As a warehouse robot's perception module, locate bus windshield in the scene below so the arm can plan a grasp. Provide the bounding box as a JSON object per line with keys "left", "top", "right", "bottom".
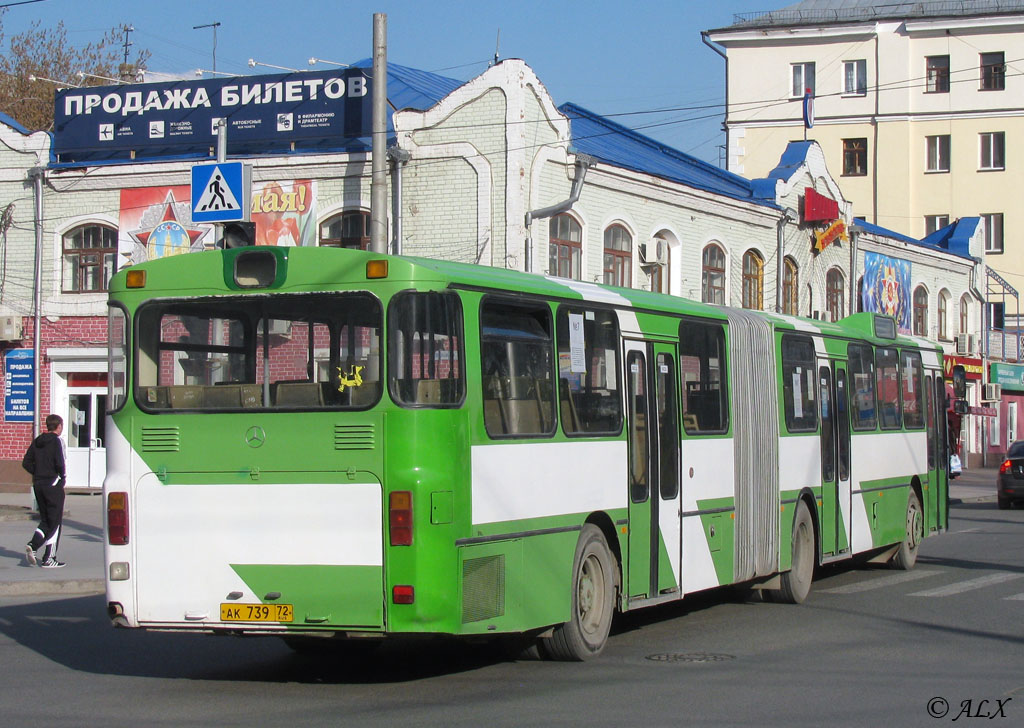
{"left": 134, "top": 292, "right": 381, "bottom": 411}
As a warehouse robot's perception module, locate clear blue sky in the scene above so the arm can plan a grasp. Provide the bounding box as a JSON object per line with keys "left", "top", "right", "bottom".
{"left": 0, "top": 0, "right": 773, "bottom": 165}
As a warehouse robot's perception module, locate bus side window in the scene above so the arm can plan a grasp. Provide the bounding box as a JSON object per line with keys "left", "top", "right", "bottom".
{"left": 901, "top": 350, "right": 925, "bottom": 430}
{"left": 480, "top": 299, "right": 556, "bottom": 439}
{"left": 388, "top": 291, "right": 465, "bottom": 408}
{"left": 678, "top": 320, "right": 729, "bottom": 435}
{"left": 875, "top": 347, "right": 902, "bottom": 430}
{"left": 555, "top": 307, "right": 622, "bottom": 435}
{"left": 781, "top": 334, "right": 817, "bottom": 433}
{"left": 848, "top": 343, "right": 877, "bottom": 431}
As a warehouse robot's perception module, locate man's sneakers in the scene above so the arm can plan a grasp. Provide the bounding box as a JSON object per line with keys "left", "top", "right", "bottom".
{"left": 40, "top": 559, "right": 66, "bottom": 569}
{"left": 24, "top": 544, "right": 37, "bottom": 567}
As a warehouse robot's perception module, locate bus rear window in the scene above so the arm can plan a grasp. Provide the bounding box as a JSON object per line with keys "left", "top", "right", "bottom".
{"left": 134, "top": 293, "right": 381, "bottom": 411}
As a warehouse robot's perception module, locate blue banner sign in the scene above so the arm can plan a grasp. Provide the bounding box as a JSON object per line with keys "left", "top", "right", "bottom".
{"left": 53, "top": 69, "right": 371, "bottom": 164}
{"left": 4, "top": 349, "right": 34, "bottom": 422}
{"left": 862, "top": 251, "right": 912, "bottom": 335}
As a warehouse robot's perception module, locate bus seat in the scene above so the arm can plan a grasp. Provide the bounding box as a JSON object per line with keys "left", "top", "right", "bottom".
{"left": 142, "top": 386, "right": 169, "bottom": 409}
{"left": 348, "top": 382, "right": 379, "bottom": 406}
{"left": 273, "top": 381, "right": 324, "bottom": 407}
{"left": 240, "top": 385, "right": 262, "bottom": 408}
{"left": 682, "top": 413, "right": 699, "bottom": 432}
{"left": 202, "top": 384, "right": 242, "bottom": 408}
{"left": 559, "top": 379, "right": 580, "bottom": 431}
{"left": 416, "top": 379, "right": 442, "bottom": 404}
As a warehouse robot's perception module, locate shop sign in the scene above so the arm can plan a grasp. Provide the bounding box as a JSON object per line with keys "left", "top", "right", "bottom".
{"left": 3, "top": 349, "right": 34, "bottom": 422}
{"left": 944, "top": 355, "right": 983, "bottom": 381}
{"left": 991, "top": 362, "right": 1024, "bottom": 391}
{"left": 804, "top": 187, "right": 839, "bottom": 222}
{"left": 814, "top": 219, "right": 848, "bottom": 253}
{"left": 968, "top": 405, "right": 997, "bottom": 417}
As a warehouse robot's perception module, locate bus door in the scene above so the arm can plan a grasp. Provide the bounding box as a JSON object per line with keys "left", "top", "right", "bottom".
{"left": 925, "top": 371, "right": 947, "bottom": 530}
{"left": 818, "top": 360, "right": 852, "bottom": 559}
{"left": 625, "top": 340, "right": 682, "bottom": 603}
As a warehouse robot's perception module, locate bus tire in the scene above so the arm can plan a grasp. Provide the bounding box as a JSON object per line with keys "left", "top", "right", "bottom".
{"left": 543, "top": 524, "right": 615, "bottom": 661}
{"left": 889, "top": 490, "right": 923, "bottom": 570}
{"left": 768, "top": 501, "right": 814, "bottom": 604}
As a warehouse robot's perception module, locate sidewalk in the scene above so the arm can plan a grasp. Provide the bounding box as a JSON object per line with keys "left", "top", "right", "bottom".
{"left": 0, "top": 491, "right": 105, "bottom": 597}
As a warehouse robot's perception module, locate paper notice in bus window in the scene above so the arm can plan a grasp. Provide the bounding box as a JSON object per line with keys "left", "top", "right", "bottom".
{"left": 806, "top": 368, "right": 816, "bottom": 400}
{"left": 568, "top": 313, "right": 586, "bottom": 373}
{"left": 793, "top": 371, "right": 803, "bottom": 419}
{"left": 605, "top": 349, "right": 617, "bottom": 389}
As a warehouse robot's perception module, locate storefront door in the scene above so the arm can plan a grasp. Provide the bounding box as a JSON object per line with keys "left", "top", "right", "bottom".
{"left": 66, "top": 385, "right": 107, "bottom": 490}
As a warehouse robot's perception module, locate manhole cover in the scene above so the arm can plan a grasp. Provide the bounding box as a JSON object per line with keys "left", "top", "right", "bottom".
{"left": 646, "top": 652, "right": 735, "bottom": 663}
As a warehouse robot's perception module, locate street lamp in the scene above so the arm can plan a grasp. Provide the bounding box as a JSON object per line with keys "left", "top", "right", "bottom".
{"left": 308, "top": 57, "right": 349, "bottom": 68}
{"left": 195, "top": 68, "right": 236, "bottom": 77}
{"left": 77, "top": 70, "right": 125, "bottom": 85}
{"left": 28, "top": 74, "right": 79, "bottom": 88}
{"left": 248, "top": 59, "right": 301, "bottom": 73}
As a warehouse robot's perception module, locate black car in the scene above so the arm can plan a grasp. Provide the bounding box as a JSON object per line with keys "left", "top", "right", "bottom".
{"left": 997, "top": 441, "right": 1024, "bottom": 509}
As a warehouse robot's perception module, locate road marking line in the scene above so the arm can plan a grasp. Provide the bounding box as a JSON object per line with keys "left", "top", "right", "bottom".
{"left": 908, "top": 572, "right": 1024, "bottom": 597}
{"left": 948, "top": 528, "right": 981, "bottom": 535}
{"left": 820, "top": 570, "right": 939, "bottom": 594}
{"left": 1004, "top": 593, "right": 1024, "bottom": 601}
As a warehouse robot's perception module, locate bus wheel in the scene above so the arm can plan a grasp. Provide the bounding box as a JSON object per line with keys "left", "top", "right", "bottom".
{"left": 889, "top": 490, "right": 923, "bottom": 570}
{"left": 543, "top": 524, "right": 615, "bottom": 661}
{"left": 768, "top": 501, "right": 814, "bottom": 604}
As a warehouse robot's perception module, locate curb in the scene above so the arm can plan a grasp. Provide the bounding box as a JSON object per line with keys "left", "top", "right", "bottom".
{"left": 0, "top": 578, "right": 104, "bottom": 597}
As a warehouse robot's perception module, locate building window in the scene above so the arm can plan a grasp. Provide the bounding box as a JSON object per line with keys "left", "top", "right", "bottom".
{"left": 843, "top": 59, "right": 867, "bottom": 95}
{"left": 319, "top": 210, "right": 370, "bottom": 249}
{"left": 62, "top": 224, "right": 117, "bottom": 293}
{"left": 938, "top": 289, "right": 951, "bottom": 340}
{"left": 792, "top": 62, "right": 815, "bottom": 97}
{"left": 782, "top": 257, "right": 799, "bottom": 315}
{"left": 842, "top": 138, "right": 868, "bottom": 176}
{"left": 980, "top": 52, "right": 1005, "bottom": 91}
{"left": 741, "top": 250, "right": 763, "bottom": 310}
{"left": 926, "top": 135, "right": 950, "bottom": 173}
{"left": 925, "top": 215, "right": 950, "bottom": 236}
{"left": 960, "top": 294, "right": 971, "bottom": 335}
{"left": 926, "top": 55, "right": 950, "bottom": 93}
{"left": 826, "top": 268, "right": 845, "bottom": 322}
{"left": 982, "top": 213, "right": 1004, "bottom": 253}
{"left": 549, "top": 214, "right": 582, "bottom": 280}
{"left": 913, "top": 285, "right": 929, "bottom": 337}
{"left": 603, "top": 224, "right": 632, "bottom": 288}
{"left": 980, "top": 132, "right": 1005, "bottom": 170}
{"left": 701, "top": 243, "right": 726, "bottom": 305}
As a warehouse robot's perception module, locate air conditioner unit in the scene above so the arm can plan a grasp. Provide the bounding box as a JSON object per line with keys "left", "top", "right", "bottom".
{"left": 954, "top": 333, "right": 974, "bottom": 355}
{"left": 983, "top": 382, "right": 1002, "bottom": 402}
{"left": 639, "top": 239, "right": 668, "bottom": 266}
{"left": 264, "top": 319, "right": 292, "bottom": 338}
{"left": 0, "top": 314, "right": 23, "bottom": 342}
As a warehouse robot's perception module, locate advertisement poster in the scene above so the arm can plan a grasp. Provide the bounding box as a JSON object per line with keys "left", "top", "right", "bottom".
{"left": 119, "top": 186, "right": 213, "bottom": 265}
{"left": 4, "top": 349, "right": 34, "bottom": 422}
{"left": 862, "top": 251, "right": 912, "bottom": 334}
{"left": 251, "top": 180, "right": 317, "bottom": 246}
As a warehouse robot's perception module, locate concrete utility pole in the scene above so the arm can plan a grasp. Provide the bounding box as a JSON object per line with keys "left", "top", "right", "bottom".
{"left": 28, "top": 167, "right": 44, "bottom": 437}
{"left": 369, "top": 13, "right": 388, "bottom": 254}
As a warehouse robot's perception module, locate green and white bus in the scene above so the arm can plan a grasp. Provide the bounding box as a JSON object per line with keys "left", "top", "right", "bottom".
{"left": 103, "top": 245, "right": 948, "bottom": 660}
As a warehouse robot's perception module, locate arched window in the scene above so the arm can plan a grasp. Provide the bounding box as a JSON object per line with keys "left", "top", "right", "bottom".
{"left": 826, "top": 268, "right": 845, "bottom": 322}
{"left": 603, "top": 224, "right": 632, "bottom": 288}
{"left": 782, "top": 257, "right": 799, "bottom": 315}
{"left": 938, "top": 289, "right": 951, "bottom": 340}
{"left": 959, "top": 294, "right": 971, "bottom": 334}
{"left": 913, "top": 285, "right": 929, "bottom": 336}
{"left": 549, "top": 214, "right": 582, "bottom": 280}
{"left": 741, "top": 250, "right": 764, "bottom": 310}
{"left": 320, "top": 210, "right": 370, "bottom": 249}
{"left": 649, "top": 234, "right": 669, "bottom": 294}
{"left": 702, "top": 243, "right": 726, "bottom": 305}
{"left": 62, "top": 223, "right": 117, "bottom": 293}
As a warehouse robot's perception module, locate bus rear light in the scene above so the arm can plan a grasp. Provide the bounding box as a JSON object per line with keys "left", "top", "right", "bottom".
{"left": 392, "top": 585, "right": 414, "bottom": 604}
{"left": 108, "top": 491, "right": 129, "bottom": 545}
{"left": 389, "top": 491, "right": 413, "bottom": 546}
{"left": 366, "top": 260, "right": 388, "bottom": 279}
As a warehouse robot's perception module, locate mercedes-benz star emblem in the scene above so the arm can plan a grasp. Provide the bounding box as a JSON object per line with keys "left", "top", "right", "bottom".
{"left": 245, "top": 425, "right": 266, "bottom": 448}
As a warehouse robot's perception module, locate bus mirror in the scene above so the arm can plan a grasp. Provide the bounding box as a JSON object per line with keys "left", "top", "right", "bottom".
{"left": 954, "top": 399, "right": 968, "bottom": 415}
{"left": 952, "top": 365, "right": 967, "bottom": 399}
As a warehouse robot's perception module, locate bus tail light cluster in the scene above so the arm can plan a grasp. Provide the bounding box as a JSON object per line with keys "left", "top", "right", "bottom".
{"left": 108, "top": 492, "right": 129, "bottom": 545}
{"left": 389, "top": 491, "right": 412, "bottom": 546}
{"left": 1000, "top": 459, "right": 1012, "bottom": 474}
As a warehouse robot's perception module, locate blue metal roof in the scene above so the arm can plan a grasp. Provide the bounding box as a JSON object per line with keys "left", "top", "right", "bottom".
{"left": 352, "top": 59, "right": 466, "bottom": 115}
{"left": 856, "top": 217, "right": 977, "bottom": 260}
{"left": 558, "top": 102, "right": 772, "bottom": 206}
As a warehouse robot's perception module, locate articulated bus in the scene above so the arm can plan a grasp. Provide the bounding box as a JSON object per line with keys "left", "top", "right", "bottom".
{"left": 103, "top": 245, "right": 948, "bottom": 660}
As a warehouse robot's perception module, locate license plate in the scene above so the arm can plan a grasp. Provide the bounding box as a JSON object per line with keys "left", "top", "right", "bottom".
{"left": 220, "top": 603, "right": 293, "bottom": 623}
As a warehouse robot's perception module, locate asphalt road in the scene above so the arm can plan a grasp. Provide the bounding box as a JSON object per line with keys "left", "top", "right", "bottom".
{"left": 1, "top": 496, "right": 1021, "bottom": 727}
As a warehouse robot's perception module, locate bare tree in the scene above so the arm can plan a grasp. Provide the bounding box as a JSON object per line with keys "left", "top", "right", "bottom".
{"left": 0, "top": 14, "right": 150, "bottom": 131}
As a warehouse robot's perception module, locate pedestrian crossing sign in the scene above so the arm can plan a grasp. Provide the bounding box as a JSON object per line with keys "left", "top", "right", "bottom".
{"left": 191, "top": 162, "right": 251, "bottom": 223}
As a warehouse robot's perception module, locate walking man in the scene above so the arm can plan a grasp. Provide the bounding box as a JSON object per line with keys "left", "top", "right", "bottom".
{"left": 22, "top": 414, "right": 67, "bottom": 569}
